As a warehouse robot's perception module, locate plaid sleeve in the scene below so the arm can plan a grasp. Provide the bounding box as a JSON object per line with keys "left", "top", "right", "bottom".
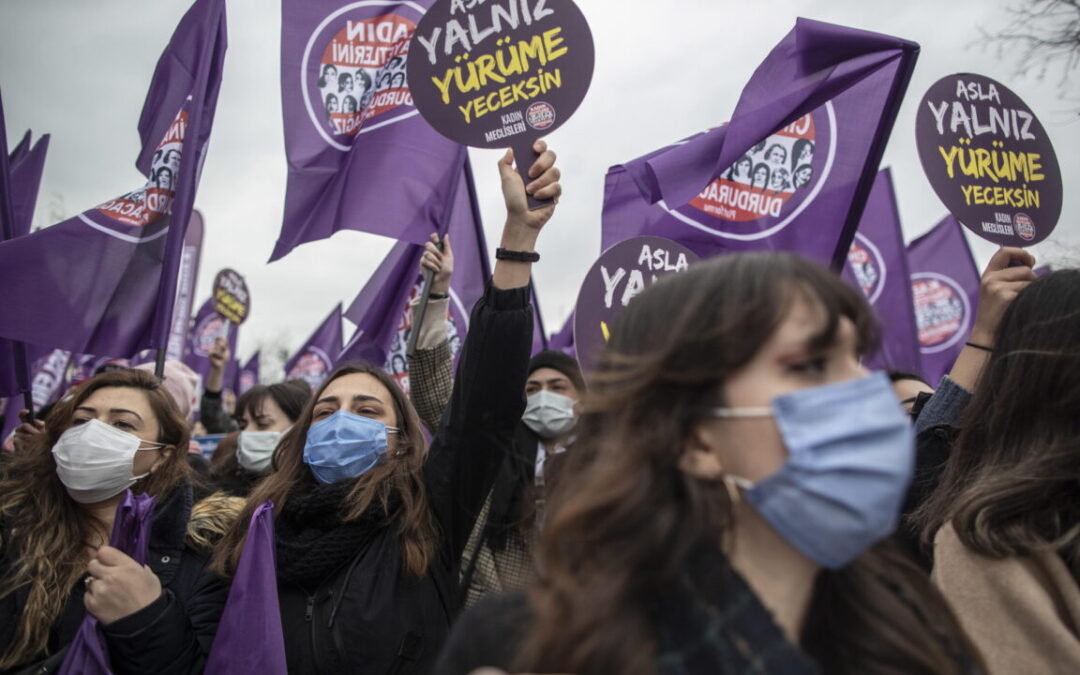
{"left": 408, "top": 339, "right": 454, "bottom": 434}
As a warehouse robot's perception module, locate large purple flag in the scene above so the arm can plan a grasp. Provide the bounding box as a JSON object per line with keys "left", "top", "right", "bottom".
{"left": 0, "top": 0, "right": 226, "bottom": 359}
{"left": 271, "top": 0, "right": 463, "bottom": 261}
{"left": 166, "top": 210, "right": 205, "bottom": 361}
{"left": 907, "top": 216, "right": 981, "bottom": 385}
{"left": 8, "top": 133, "right": 49, "bottom": 239}
{"left": 183, "top": 296, "right": 239, "bottom": 388}
{"left": 235, "top": 351, "right": 260, "bottom": 395}
{"left": 340, "top": 158, "right": 491, "bottom": 395}
{"left": 602, "top": 19, "right": 918, "bottom": 269}
{"left": 841, "top": 169, "right": 921, "bottom": 373}
{"left": 286, "top": 304, "right": 343, "bottom": 390}
{"left": 204, "top": 501, "right": 286, "bottom": 675}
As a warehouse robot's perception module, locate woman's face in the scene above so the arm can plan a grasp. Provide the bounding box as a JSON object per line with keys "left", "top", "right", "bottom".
{"left": 794, "top": 166, "right": 812, "bottom": 188}
{"left": 691, "top": 295, "right": 866, "bottom": 484}
{"left": 240, "top": 395, "right": 293, "bottom": 433}
{"left": 326, "top": 96, "right": 339, "bottom": 113}
{"left": 311, "top": 373, "right": 400, "bottom": 446}
{"left": 766, "top": 146, "right": 787, "bottom": 165}
{"left": 753, "top": 166, "right": 768, "bottom": 186}
{"left": 70, "top": 386, "right": 171, "bottom": 477}
{"left": 770, "top": 168, "right": 789, "bottom": 190}
{"left": 735, "top": 158, "right": 752, "bottom": 177}
{"left": 797, "top": 143, "right": 813, "bottom": 164}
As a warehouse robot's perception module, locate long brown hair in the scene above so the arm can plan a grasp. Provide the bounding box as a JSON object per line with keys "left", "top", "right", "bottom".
{"left": 0, "top": 368, "right": 191, "bottom": 669}
{"left": 212, "top": 362, "right": 438, "bottom": 578}
{"left": 917, "top": 269, "right": 1080, "bottom": 568}
{"left": 516, "top": 253, "right": 980, "bottom": 675}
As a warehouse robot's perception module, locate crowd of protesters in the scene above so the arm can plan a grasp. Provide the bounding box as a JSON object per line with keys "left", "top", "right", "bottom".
{"left": 0, "top": 145, "right": 1077, "bottom": 675}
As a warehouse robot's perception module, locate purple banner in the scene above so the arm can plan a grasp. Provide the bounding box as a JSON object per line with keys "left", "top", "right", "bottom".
{"left": 341, "top": 155, "right": 491, "bottom": 394}
{"left": 907, "top": 216, "right": 981, "bottom": 385}
{"left": 0, "top": 0, "right": 226, "bottom": 359}
{"left": 602, "top": 19, "right": 918, "bottom": 270}
{"left": 272, "top": 0, "right": 465, "bottom": 260}
{"left": 286, "top": 304, "right": 343, "bottom": 391}
{"left": 8, "top": 133, "right": 49, "bottom": 239}
{"left": 166, "top": 210, "right": 205, "bottom": 361}
{"left": 548, "top": 312, "right": 574, "bottom": 357}
{"left": 235, "top": 350, "right": 260, "bottom": 395}
{"left": 841, "top": 169, "right": 921, "bottom": 374}
{"left": 1, "top": 348, "right": 71, "bottom": 444}
{"left": 183, "top": 297, "right": 239, "bottom": 389}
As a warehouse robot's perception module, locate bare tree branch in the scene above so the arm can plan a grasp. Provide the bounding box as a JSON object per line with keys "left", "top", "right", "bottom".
{"left": 979, "top": 0, "right": 1080, "bottom": 104}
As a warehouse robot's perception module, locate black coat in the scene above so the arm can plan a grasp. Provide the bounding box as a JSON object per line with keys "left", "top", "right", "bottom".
{"left": 0, "top": 482, "right": 227, "bottom": 675}
{"left": 276, "top": 283, "right": 533, "bottom": 674}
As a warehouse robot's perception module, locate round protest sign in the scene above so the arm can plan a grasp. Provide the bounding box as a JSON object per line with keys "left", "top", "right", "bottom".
{"left": 916, "top": 73, "right": 1062, "bottom": 247}
{"left": 212, "top": 268, "right": 251, "bottom": 324}
{"left": 573, "top": 237, "right": 698, "bottom": 376}
{"left": 407, "top": 0, "right": 594, "bottom": 202}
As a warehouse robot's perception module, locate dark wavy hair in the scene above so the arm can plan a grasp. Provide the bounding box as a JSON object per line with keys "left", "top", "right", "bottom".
{"left": 0, "top": 369, "right": 191, "bottom": 669}
{"left": 212, "top": 362, "right": 438, "bottom": 578}
{"left": 917, "top": 269, "right": 1080, "bottom": 568}
{"left": 515, "top": 253, "right": 981, "bottom": 675}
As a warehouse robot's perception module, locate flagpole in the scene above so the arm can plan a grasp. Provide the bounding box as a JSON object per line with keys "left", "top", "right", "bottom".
{"left": 0, "top": 90, "right": 35, "bottom": 418}
{"left": 407, "top": 145, "right": 468, "bottom": 357}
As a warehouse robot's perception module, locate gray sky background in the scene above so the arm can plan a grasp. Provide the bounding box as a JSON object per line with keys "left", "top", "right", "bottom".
{"left": 2, "top": 0, "right": 1078, "bottom": 378}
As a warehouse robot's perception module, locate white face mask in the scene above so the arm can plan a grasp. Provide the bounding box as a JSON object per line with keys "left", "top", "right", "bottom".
{"left": 51, "top": 419, "right": 165, "bottom": 504}
{"left": 522, "top": 390, "right": 578, "bottom": 439}
{"left": 237, "top": 429, "right": 285, "bottom": 473}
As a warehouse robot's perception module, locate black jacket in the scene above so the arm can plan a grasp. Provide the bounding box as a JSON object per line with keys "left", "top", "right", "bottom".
{"left": 0, "top": 482, "right": 227, "bottom": 675}
{"left": 277, "top": 283, "right": 533, "bottom": 674}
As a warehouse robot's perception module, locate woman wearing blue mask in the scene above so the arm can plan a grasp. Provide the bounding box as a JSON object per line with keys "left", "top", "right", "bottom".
{"left": 212, "top": 141, "right": 562, "bottom": 674}
{"left": 436, "top": 252, "right": 983, "bottom": 675}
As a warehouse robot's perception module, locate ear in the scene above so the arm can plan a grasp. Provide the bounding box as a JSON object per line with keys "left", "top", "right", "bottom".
{"left": 677, "top": 423, "right": 725, "bottom": 481}
{"left": 149, "top": 446, "right": 175, "bottom": 474}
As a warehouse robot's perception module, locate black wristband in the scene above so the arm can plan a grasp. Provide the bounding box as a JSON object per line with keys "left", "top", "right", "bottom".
{"left": 495, "top": 247, "right": 540, "bottom": 263}
{"left": 427, "top": 292, "right": 449, "bottom": 300}
{"left": 965, "top": 341, "right": 993, "bottom": 352}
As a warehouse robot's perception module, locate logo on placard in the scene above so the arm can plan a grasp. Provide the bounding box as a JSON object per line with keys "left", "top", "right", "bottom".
{"left": 193, "top": 314, "right": 228, "bottom": 357}
{"left": 526, "top": 102, "right": 556, "bottom": 131}
{"left": 847, "top": 233, "right": 887, "bottom": 304}
{"left": 1015, "top": 213, "right": 1035, "bottom": 241}
{"left": 89, "top": 108, "right": 187, "bottom": 236}
{"left": 303, "top": 2, "right": 424, "bottom": 149}
{"left": 289, "top": 349, "right": 333, "bottom": 390}
{"left": 912, "top": 272, "right": 971, "bottom": 354}
{"left": 668, "top": 103, "right": 836, "bottom": 241}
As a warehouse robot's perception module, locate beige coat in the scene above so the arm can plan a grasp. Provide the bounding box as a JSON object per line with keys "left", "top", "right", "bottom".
{"left": 933, "top": 522, "right": 1080, "bottom": 675}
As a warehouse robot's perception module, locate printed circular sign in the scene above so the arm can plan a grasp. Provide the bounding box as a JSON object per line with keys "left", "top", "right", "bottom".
{"left": 662, "top": 104, "right": 837, "bottom": 241}
{"left": 384, "top": 280, "right": 465, "bottom": 395}
{"left": 911, "top": 272, "right": 971, "bottom": 355}
{"left": 573, "top": 236, "right": 698, "bottom": 376}
{"left": 847, "top": 232, "right": 887, "bottom": 305}
{"left": 193, "top": 313, "right": 229, "bottom": 357}
{"left": 916, "top": 73, "right": 1062, "bottom": 247}
{"left": 302, "top": 1, "right": 428, "bottom": 151}
{"left": 406, "top": 0, "right": 594, "bottom": 149}
{"left": 212, "top": 268, "right": 251, "bottom": 324}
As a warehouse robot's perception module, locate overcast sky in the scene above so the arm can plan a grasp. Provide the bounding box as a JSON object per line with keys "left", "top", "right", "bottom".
{"left": 2, "top": 0, "right": 1077, "bottom": 378}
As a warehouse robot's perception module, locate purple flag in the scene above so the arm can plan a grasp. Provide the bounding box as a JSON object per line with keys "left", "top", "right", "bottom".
{"left": 340, "top": 159, "right": 490, "bottom": 395}
{"left": 235, "top": 351, "right": 260, "bottom": 395}
{"left": 204, "top": 501, "right": 286, "bottom": 675}
{"left": 0, "top": 0, "right": 225, "bottom": 360}
{"left": 271, "top": 0, "right": 464, "bottom": 261}
{"left": 602, "top": 19, "right": 918, "bottom": 269}
{"left": 286, "top": 304, "right": 343, "bottom": 390}
{"left": 58, "top": 491, "right": 156, "bottom": 675}
{"left": 548, "top": 313, "right": 575, "bottom": 358}
{"left": 907, "top": 216, "right": 981, "bottom": 385}
{"left": 166, "top": 210, "right": 205, "bottom": 361}
{"left": 183, "top": 296, "right": 239, "bottom": 388}
{"left": 1, "top": 348, "right": 71, "bottom": 443}
{"left": 529, "top": 281, "right": 549, "bottom": 356}
{"left": 8, "top": 133, "right": 49, "bottom": 239}
{"left": 840, "top": 169, "right": 921, "bottom": 373}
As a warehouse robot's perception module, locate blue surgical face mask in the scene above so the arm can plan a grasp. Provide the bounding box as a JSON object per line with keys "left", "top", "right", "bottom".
{"left": 302, "top": 410, "right": 400, "bottom": 485}
{"left": 712, "top": 371, "right": 914, "bottom": 569}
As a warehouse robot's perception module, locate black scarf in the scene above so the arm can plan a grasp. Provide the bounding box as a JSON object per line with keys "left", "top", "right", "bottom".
{"left": 274, "top": 481, "right": 394, "bottom": 587}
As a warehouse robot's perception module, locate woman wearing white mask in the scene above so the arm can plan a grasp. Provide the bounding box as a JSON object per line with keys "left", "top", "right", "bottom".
{"left": 0, "top": 368, "right": 226, "bottom": 673}
{"left": 436, "top": 252, "right": 983, "bottom": 675}
{"left": 210, "top": 381, "right": 309, "bottom": 496}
